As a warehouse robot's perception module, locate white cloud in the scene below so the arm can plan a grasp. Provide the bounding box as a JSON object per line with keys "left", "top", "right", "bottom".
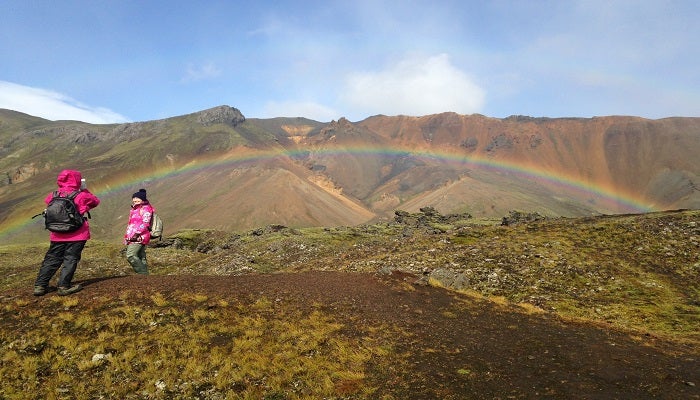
{"left": 0, "top": 81, "right": 130, "bottom": 124}
{"left": 263, "top": 100, "right": 339, "bottom": 122}
{"left": 341, "top": 54, "right": 485, "bottom": 117}
{"left": 181, "top": 62, "right": 222, "bottom": 83}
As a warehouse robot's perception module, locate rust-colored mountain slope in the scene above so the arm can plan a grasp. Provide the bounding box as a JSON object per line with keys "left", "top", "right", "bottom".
{"left": 360, "top": 114, "right": 694, "bottom": 185}
{"left": 357, "top": 113, "right": 700, "bottom": 212}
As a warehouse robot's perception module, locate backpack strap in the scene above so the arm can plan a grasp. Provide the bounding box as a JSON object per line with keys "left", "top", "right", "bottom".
{"left": 63, "top": 190, "right": 91, "bottom": 219}
{"left": 52, "top": 190, "right": 79, "bottom": 198}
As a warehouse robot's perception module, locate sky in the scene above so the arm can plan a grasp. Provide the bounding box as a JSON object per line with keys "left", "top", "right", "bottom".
{"left": 1, "top": 0, "right": 698, "bottom": 124}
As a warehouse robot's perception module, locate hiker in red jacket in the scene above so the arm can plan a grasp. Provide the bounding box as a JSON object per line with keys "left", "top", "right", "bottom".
{"left": 34, "top": 170, "right": 100, "bottom": 296}
{"left": 123, "top": 188, "right": 155, "bottom": 274}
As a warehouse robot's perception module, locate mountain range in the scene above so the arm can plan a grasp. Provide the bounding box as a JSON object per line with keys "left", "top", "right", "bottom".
{"left": 1, "top": 106, "right": 699, "bottom": 243}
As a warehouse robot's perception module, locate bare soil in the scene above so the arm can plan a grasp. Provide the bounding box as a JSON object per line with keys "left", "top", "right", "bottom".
{"left": 17, "top": 270, "right": 698, "bottom": 399}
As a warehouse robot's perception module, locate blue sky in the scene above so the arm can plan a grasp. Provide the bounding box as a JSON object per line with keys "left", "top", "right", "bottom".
{"left": 1, "top": 0, "right": 698, "bottom": 124}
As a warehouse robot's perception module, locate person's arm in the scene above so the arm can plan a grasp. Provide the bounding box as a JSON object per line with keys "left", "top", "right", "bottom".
{"left": 76, "top": 191, "right": 100, "bottom": 214}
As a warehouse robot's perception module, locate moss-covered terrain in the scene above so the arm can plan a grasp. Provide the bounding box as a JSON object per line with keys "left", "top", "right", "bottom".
{"left": 0, "top": 209, "right": 698, "bottom": 399}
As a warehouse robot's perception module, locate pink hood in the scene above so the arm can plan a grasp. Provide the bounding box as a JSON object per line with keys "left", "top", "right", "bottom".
{"left": 56, "top": 169, "right": 82, "bottom": 192}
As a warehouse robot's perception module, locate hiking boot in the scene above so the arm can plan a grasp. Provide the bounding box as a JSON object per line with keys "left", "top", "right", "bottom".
{"left": 33, "top": 286, "right": 47, "bottom": 296}
{"left": 57, "top": 284, "right": 82, "bottom": 296}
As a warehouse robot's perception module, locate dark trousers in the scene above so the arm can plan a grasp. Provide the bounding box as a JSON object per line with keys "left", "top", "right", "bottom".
{"left": 35, "top": 241, "right": 86, "bottom": 288}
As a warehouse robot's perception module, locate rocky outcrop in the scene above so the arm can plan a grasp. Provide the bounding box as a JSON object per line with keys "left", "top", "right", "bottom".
{"left": 194, "top": 105, "right": 245, "bottom": 127}
{"left": 28, "top": 125, "right": 102, "bottom": 144}
{"left": 1, "top": 164, "right": 42, "bottom": 186}
{"left": 500, "top": 210, "right": 548, "bottom": 226}
{"left": 393, "top": 207, "right": 472, "bottom": 232}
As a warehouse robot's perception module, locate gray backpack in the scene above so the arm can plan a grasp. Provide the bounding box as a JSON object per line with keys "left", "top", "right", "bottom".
{"left": 44, "top": 191, "right": 86, "bottom": 232}
{"left": 149, "top": 213, "right": 164, "bottom": 239}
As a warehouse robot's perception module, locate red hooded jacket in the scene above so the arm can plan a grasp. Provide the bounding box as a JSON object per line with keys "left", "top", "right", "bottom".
{"left": 45, "top": 170, "right": 100, "bottom": 242}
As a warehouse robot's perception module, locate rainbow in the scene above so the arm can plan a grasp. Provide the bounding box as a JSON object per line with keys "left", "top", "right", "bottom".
{"left": 0, "top": 146, "right": 656, "bottom": 239}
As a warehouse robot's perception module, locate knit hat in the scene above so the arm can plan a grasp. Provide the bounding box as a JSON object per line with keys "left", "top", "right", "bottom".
{"left": 132, "top": 189, "right": 148, "bottom": 201}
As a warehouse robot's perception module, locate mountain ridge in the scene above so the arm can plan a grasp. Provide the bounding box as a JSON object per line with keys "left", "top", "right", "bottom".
{"left": 1, "top": 105, "right": 699, "bottom": 243}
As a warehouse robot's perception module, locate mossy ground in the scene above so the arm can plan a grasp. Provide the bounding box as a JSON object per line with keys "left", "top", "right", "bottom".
{"left": 0, "top": 210, "right": 698, "bottom": 398}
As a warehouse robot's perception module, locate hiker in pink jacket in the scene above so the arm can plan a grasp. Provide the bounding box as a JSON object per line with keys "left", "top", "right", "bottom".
{"left": 123, "top": 189, "right": 155, "bottom": 274}
{"left": 34, "top": 170, "right": 100, "bottom": 296}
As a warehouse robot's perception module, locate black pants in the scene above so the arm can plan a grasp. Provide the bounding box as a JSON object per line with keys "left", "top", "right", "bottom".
{"left": 35, "top": 241, "right": 86, "bottom": 288}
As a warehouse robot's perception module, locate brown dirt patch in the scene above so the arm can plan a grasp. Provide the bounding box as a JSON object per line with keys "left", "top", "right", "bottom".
{"left": 11, "top": 271, "right": 700, "bottom": 399}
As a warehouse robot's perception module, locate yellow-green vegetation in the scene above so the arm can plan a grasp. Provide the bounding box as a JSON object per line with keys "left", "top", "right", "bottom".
{"left": 0, "top": 292, "right": 399, "bottom": 399}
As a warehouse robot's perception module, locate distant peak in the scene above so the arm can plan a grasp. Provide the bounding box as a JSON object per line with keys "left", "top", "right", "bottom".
{"left": 327, "top": 117, "right": 353, "bottom": 128}
{"left": 193, "top": 105, "right": 245, "bottom": 126}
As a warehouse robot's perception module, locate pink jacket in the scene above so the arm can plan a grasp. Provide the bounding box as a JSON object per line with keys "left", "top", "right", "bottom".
{"left": 124, "top": 202, "right": 155, "bottom": 245}
{"left": 45, "top": 170, "right": 100, "bottom": 242}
